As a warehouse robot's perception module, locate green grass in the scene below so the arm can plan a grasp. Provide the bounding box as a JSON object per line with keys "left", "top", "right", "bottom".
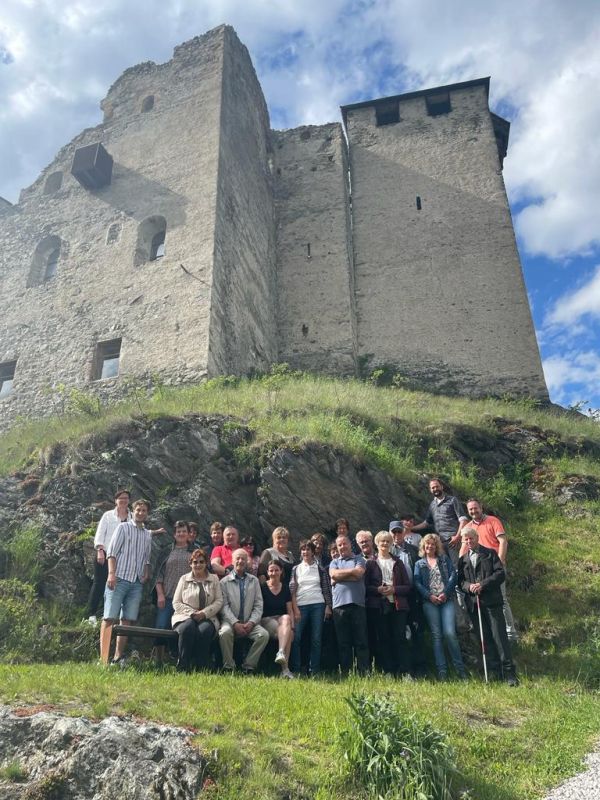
{"left": 1, "top": 664, "right": 598, "bottom": 800}
{"left": 2, "top": 372, "right": 600, "bottom": 797}
{"left": 0, "top": 759, "right": 27, "bottom": 782}
{"left": 1, "top": 371, "right": 599, "bottom": 478}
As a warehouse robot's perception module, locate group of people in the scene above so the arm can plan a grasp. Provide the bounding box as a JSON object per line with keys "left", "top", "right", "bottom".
{"left": 87, "top": 477, "right": 518, "bottom": 684}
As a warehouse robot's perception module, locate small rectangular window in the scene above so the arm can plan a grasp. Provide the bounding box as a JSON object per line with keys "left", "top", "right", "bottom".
{"left": 94, "top": 339, "right": 121, "bottom": 380}
{"left": 0, "top": 360, "right": 17, "bottom": 399}
{"left": 426, "top": 91, "right": 451, "bottom": 116}
{"left": 375, "top": 101, "right": 400, "bottom": 126}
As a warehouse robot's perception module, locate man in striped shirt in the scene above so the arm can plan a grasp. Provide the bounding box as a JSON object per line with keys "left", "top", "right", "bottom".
{"left": 99, "top": 499, "right": 152, "bottom": 665}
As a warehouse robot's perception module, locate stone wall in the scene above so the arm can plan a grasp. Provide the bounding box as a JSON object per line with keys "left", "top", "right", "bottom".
{"left": 207, "top": 27, "right": 278, "bottom": 375}
{"left": 0, "top": 27, "right": 231, "bottom": 429}
{"left": 345, "top": 83, "right": 548, "bottom": 397}
{"left": 273, "top": 123, "right": 357, "bottom": 374}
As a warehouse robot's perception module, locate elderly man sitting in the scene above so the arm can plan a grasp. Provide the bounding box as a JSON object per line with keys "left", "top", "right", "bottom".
{"left": 219, "top": 548, "right": 269, "bottom": 674}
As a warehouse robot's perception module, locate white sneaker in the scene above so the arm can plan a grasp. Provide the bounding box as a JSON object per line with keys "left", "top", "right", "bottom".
{"left": 274, "top": 649, "right": 287, "bottom": 665}
{"left": 281, "top": 668, "right": 295, "bottom": 679}
{"left": 86, "top": 616, "right": 98, "bottom": 626}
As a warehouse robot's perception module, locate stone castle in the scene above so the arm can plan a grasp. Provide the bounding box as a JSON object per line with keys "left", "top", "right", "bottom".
{"left": 0, "top": 25, "right": 548, "bottom": 428}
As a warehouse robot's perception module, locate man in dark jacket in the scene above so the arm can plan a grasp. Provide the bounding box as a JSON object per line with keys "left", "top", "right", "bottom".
{"left": 458, "top": 527, "right": 518, "bottom": 685}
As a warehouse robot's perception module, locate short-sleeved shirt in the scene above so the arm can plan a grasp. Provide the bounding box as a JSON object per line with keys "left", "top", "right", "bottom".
{"left": 107, "top": 522, "right": 152, "bottom": 583}
{"left": 329, "top": 555, "right": 367, "bottom": 608}
{"left": 211, "top": 544, "right": 235, "bottom": 569}
{"left": 425, "top": 495, "right": 467, "bottom": 541}
{"left": 261, "top": 583, "right": 291, "bottom": 617}
{"left": 469, "top": 514, "right": 506, "bottom": 552}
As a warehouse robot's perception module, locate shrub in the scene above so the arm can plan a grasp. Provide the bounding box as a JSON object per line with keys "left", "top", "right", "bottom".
{"left": 340, "top": 693, "right": 457, "bottom": 800}
{"left": 5, "top": 525, "right": 43, "bottom": 585}
{"left": 0, "top": 579, "right": 61, "bottom": 663}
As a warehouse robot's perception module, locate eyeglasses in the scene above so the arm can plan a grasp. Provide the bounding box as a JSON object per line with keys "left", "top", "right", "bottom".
{"left": 191, "top": 559, "right": 206, "bottom": 565}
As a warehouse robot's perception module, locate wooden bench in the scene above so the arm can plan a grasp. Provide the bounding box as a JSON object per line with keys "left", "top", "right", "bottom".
{"left": 111, "top": 624, "right": 178, "bottom": 643}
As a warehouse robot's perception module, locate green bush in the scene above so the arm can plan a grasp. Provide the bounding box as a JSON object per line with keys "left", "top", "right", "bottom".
{"left": 5, "top": 526, "right": 43, "bottom": 585}
{"left": 340, "top": 693, "right": 457, "bottom": 800}
{"left": 0, "top": 579, "right": 61, "bottom": 663}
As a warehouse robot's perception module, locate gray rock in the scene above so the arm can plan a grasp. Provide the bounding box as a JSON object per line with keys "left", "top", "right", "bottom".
{"left": 0, "top": 705, "right": 207, "bottom": 799}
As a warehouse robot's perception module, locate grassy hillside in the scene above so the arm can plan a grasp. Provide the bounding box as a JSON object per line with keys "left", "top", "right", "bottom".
{"left": 1, "top": 370, "right": 600, "bottom": 799}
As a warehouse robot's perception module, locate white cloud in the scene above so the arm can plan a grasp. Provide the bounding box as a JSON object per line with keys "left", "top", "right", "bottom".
{"left": 543, "top": 350, "right": 600, "bottom": 406}
{"left": 0, "top": 0, "right": 599, "bottom": 264}
{"left": 545, "top": 266, "right": 600, "bottom": 326}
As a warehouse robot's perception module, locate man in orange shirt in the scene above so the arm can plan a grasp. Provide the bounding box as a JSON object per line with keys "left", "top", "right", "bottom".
{"left": 460, "top": 499, "right": 518, "bottom": 642}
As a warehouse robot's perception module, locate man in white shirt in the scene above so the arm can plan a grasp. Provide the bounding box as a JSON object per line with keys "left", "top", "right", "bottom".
{"left": 99, "top": 499, "right": 152, "bottom": 665}
{"left": 84, "top": 489, "right": 132, "bottom": 624}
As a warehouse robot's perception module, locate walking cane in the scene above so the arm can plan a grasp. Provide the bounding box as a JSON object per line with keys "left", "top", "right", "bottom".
{"left": 476, "top": 594, "right": 488, "bottom": 683}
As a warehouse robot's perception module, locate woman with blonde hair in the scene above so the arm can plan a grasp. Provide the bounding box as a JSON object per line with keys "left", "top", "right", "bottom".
{"left": 258, "top": 526, "right": 295, "bottom": 586}
{"left": 414, "top": 534, "right": 466, "bottom": 680}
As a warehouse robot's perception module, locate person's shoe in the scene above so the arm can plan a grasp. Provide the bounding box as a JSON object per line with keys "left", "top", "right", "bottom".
{"left": 222, "top": 665, "right": 235, "bottom": 674}
{"left": 506, "top": 674, "right": 519, "bottom": 687}
{"left": 437, "top": 671, "right": 448, "bottom": 682}
{"left": 110, "top": 655, "right": 127, "bottom": 669}
{"left": 241, "top": 665, "right": 255, "bottom": 676}
{"left": 281, "top": 668, "right": 295, "bottom": 679}
{"left": 86, "top": 615, "right": 98, "bottom": 626}
{"left": 274, "top": 649, "right": 287, "bottom": 665}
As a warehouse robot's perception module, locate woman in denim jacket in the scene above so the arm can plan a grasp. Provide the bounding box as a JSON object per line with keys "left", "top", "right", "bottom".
{"left": 414, "top": 534, "right": 466, "bottom": 680}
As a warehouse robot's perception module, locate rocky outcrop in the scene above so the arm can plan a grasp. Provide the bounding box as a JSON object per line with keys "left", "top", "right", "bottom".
{"left": 0, "top": 411, "right": 597, "bottom": 609}
{"left": 0, "top": 705, "right": 206, "bottom": 799}
{"left": 0, "top": 415, "right": 419, "bottom": 606}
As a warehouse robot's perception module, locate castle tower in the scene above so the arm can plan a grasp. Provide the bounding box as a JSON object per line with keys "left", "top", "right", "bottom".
{"left": 0, "top": 26, "right": 276, "bottom": 428}
{"left": 342, "top": 79, "right": 548, "bottom": 398}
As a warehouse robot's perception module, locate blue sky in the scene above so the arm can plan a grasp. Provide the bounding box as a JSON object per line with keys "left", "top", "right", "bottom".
{"left": 1, "top": 0, "right": 599, "bottom": 410}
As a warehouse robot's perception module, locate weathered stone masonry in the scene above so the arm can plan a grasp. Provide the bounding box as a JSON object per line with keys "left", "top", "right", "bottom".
{"left": 0, "top": 24, "right": 547, "bottom": 429}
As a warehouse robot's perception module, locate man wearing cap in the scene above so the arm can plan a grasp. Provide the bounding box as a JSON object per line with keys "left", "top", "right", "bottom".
{"left": 390, "top": 520, "right": 426, "bottom": 676}
{"left": 399, "top": 513, "right": 422, "bottom": 550}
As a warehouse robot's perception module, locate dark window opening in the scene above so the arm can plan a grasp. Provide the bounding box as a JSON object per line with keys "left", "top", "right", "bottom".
{"left": 44, "top": 171, "right": 63, "bottom": 195}
{"left": 106, "top": 222, "right": 121, "bottom": 245}
{"left": 375, "top": 101, "right": 400, "bottom": 126}
{"left": 94, "top": 339, "right": 121, "bottom": 380}
{"left": 426, "top": 91, "right": 451, "bottom": 116}
{"left": 150, "top": 231, "right": 166, "bottom": 260}
{"left": 141, "top": 95, "right": 155, "bottom": 113}
{"left": 28, "top": 235, "right": 62, "bottom": 287}
{"left": 0, "top": 360, "right": 16, "bottom": 399}
{"left": 134, "top": 216, "right": 167, "bottom": 266}
{"left": 416, "top": 196, "right": 422, "bottom": 211}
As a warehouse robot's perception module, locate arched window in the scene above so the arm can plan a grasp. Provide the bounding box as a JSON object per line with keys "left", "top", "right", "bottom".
{"left": 27, "top": 235, "right": 62, "bottom": 287}
{"left": 141, "top": 95, "right": 155, "bottom": 113}
{"left": 134, "top": 216, "right": 167, "bottom": 266}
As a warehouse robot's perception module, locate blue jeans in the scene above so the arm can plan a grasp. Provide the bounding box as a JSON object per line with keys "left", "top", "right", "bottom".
{"left": 155, "top": 598, "right": 174, "bottom": 630}
{"left": 103, "top": 578, "right": 143, "bottom": 621}
{"left": 422, "top": 599, "right": 465, "bottom": 677}
{"left": 291, "top": 603, "right": 325, "bottom": 675}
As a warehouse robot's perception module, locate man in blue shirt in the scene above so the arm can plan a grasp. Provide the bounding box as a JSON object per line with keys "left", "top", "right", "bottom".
{"left": 329, "top": 535, "right": 369, "bottom": 674}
